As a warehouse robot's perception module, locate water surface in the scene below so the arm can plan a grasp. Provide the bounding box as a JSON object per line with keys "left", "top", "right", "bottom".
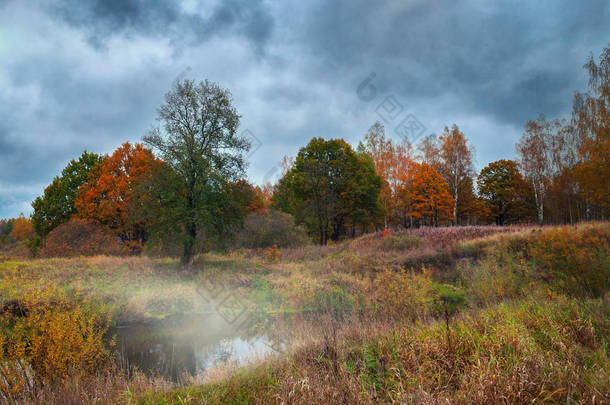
{"left": 114, "top": 313, "right": 279, "bottom": 381}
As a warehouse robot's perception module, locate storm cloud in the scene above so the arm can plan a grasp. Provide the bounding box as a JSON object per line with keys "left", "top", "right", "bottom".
{"left": 0, "top": 0, "right": 608, "bottom": 218}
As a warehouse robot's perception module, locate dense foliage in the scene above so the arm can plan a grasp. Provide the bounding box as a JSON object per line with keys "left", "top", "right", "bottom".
{"left": 31, "top": 151, "right": 102, "bottom": 240}
{"left": 477, "top": 159, "right": 532, "bottom": 225}
{"left": 75, "top": 143, "right": 161, "bottom": 252}
{"left": 273, "top": 138, "right": 382, "bottom": 245}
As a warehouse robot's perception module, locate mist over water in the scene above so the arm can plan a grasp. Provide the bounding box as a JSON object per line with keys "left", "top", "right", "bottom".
{"left": 114, "top": 313, "right": 280, "bottom": 381}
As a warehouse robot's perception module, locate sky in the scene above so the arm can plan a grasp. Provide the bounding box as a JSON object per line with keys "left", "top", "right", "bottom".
{"left": 0, "top": 0, "right": 608, "bottom": 219}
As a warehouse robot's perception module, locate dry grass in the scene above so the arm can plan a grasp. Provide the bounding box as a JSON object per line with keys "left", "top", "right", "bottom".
{"left": 0, "top": 222, "right": 608, "bottom": 404}
{"left": 134, "top": 296, "right": 609, "bottom": 404}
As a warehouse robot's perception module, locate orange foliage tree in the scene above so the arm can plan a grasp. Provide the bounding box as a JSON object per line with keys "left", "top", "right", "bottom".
{"left": 362, "top": 121, "right": 414, "bottom": 229}
{"left": 74, "top": 142, "right": 161, "bottom": 250}
{"left": 402, "top": 163, "right": 454, "bottom": 226}
{"left": 231, "top": 179, "right": 267, "bottom": 213}
{"left": 8, "top": 216, "right": 33, "bottom": 241}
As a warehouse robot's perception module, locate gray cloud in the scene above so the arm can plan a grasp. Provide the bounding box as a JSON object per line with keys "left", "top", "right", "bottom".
{"left": 48, "top": 0, "right": 274, "bottom": 51}
{"left": 292, "top": 0, "right": 609, "bottom": 124}
{"left": 0, "top": 0, "right": 608, "bottom": 218}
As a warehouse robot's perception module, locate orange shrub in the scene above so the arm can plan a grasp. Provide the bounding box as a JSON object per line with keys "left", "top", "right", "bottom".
{"left": 39, "top": 219, "right": 130, "bottom": 258}
{"left": 264, "top": 244, "right": 281, "bottom": 262}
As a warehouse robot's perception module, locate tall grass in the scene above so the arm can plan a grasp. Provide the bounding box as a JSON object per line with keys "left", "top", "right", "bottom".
{"left": 0, "top": 222, "right": 608, "bottom": 403}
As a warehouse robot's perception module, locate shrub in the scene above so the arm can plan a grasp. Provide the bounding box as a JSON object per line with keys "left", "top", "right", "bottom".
{"left": 529, "top": 226, "right": 609, "bottom": 298}
{"left": 39, "top": 219, "right": 130, "bottom": 258}
{"left": 459, "top": 248, "right": 529, "bottom": 306}
{"left": 0, "top": 273, "right": 113, "bottom": 401}
{"left": 264, "top": 244, "right": 280, "bottom": 262}
{"left": 373, "top": 268, "right": 435, "bottom": 321}
{"left": 431, "top": 283, "right": 467, "bottom": 334}
{"left": 234, "top": 209, "right": 309, "bottom": 249}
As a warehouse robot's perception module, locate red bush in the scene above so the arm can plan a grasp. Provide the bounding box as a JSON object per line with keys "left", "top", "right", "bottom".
{"left": 39, "top": 219, "right": 130, "bottom": 258}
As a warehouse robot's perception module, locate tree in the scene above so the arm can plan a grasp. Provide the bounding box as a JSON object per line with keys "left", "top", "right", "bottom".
{"left": 31, "top": 151, "right": 102, "bottom": 240}
{"left": 417, "top": 134, "right": 442, "bottom": 170}
{"left": 347, "top": 150, "right": 384, "bottom": 236}
{"left": 277, "top": 138, "right": 381, "bottom": 245}
{"left": 0, "top": 219, "right": 14, "bottom": 245}
{"left": 143, "top": 79, "right": 250, "bottom": 266}
{"left": 438, "top": 125, "right": 475, "bottom": 224}
{"left": 477, "top": 160, "right": 532, "bottom": 225}
{"left": 231, "top": 179, "right": 266, "bottom": 214}
{"left": 403, "top": 163, "right": 454, "bottom": 226}
{"left": 361, "top": 121, "right": 414, "bottom": 229}
{"left": 517, "top": 115, "right": 561, "bottom": 225}
{"left": 456, "top": 177, "right": 488, "bottom": 225}
{"left": 75, "top": 142, "right": 161, "bottom": 251}
{"left": 361, "top": 122, "right": 393, "bottom": 228}
{"left": 9, "top": 216, "right": 33, "bottom": 242}
{"left": 572, "top": 45, "right": 610, "bottom": 219}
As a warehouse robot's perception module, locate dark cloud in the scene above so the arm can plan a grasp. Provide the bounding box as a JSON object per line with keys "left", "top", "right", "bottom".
{"left": 0, "top": 0, "right": 608, "bottom": 218}
{"left": 292, "top": 0, "right": 609, "bottom": 125}
{"left": 48, "top": 0, "right": 274, "bottom": 51}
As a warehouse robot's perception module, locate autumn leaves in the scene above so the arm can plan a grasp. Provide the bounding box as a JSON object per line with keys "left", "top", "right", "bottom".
{"left": 74, "top": 143, "right": 161, "bottom": 251}
{"left": 361, "top": 123, "right": 476, "bottom": 229}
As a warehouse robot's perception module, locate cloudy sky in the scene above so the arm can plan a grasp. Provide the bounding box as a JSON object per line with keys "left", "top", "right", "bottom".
{"left": 0, "top": 0, "right": 608, "bottom": 218}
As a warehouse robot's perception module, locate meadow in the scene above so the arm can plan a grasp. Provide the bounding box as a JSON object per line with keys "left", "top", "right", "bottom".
{"left": 0, "top": 223, "right": 608, "bottom": 404}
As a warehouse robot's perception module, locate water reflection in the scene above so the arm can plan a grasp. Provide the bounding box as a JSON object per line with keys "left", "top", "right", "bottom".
{"left": 114, "top": 314, "right": 278, "bottom": 381}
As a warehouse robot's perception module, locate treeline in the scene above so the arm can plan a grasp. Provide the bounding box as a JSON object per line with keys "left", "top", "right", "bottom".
{"left": 1, "top": 46, "right": 607, "bottom": 258}
{"left": 271, "top": 46, "right": 608, "bottom": 242}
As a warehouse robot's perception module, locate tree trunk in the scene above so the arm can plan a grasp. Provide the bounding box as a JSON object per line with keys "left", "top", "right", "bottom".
{"left": 182, "top": 190, "right": 197, "bottom": 268}
{"left": 453, "top": 188, "right": 458, "bottom": 225}
{"left": 585, "top": 194, "right": 591, "bottom": 221}
{"left": 181, "top": 220, "right": 197, "bottom": 268}
{"left": 319, "top": 225, "right": 324, "bottom": 245}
